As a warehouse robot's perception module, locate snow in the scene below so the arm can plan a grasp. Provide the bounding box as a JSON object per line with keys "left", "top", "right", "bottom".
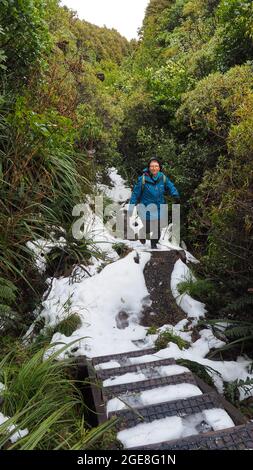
{"left": 203, "top": 408, "right": 234, "bottom": 431}
{"left": 126, "top": 331, "right": 253, "bottom": 399}
{"left": 117, "top": 416, "right": 184, "bottom": 448}
{"left": 0, "top": 412, "right": 28, "bottom": 443}
{"left": 104, "top": 372, "right": 147, "bottom": 387}
{"left": 95, "top": 360, "right": 121, "bottom": 370}
{"left": 117, "top": 408, "right": 235, "bottom": 448}
{"left": 107, "top": 383, "right": 202, "bottom": 413}
{"left": 184, "top": 251, "right": 200, "bottom": 264}
{"left": 76, "top": 203, "right": 119, "bottom": 262}
{"left": 171, "top": 259, "right": 207, "bottom": 319}
{"left": 103, "top": 364, "right": 190, "bottom": 387}
{"left": 42, "top": 250, "right": 152, "bottom": 359}
{"left": 97, "top": 167, "right": 132, "bottom": 203}
{"left": 26, "top": 237, "right": 66, "bottom": 273}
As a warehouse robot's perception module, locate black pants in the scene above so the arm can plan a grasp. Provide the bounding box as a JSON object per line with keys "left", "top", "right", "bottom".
{"left": 139, "top": 218, "right": 161, "bottom": 245}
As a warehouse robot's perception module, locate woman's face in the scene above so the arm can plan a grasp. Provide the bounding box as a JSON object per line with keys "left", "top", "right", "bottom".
{"left": 149, "top": 161, "right": 160, "bottom": 176}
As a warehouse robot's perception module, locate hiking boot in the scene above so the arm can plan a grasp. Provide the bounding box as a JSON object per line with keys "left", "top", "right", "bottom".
{"left": 151, "top": 240, "right": 158, "bottom": 249}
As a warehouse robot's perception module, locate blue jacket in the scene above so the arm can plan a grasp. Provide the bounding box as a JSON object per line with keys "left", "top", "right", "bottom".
{"left": 129, "top": 169, "right": 180, "bottom": 221}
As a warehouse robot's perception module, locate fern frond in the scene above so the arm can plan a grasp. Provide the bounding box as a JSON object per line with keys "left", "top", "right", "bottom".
{"left": 0, "top": 277, "right": 17, "bottom": 304}
{"left": 221, "top": 295, "right": 253, "bottom": 314}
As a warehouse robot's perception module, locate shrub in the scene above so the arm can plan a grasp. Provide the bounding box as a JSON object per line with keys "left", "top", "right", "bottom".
{"left": 155, "top": 328, "right": 190, "bottom": 351}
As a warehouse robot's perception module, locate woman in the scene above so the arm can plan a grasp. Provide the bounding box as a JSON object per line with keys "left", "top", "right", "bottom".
{"left": 128, "top": 157, "right": 180, "bottom": 249}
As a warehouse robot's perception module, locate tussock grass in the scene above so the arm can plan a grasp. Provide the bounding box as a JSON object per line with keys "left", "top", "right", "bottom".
{"left": 0, "top": 342, "right": 117, "bottom": 450}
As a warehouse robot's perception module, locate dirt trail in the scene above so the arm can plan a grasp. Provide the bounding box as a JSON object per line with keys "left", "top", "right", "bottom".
{"left": 140, "top": 249, "right": 187, "bottom": 327}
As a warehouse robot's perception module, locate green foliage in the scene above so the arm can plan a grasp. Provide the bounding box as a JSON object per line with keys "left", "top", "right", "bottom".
{"left": 0, "top": 0, "right": 52, "bottom": 86}
{"left": 221, "top": 296, "right": 253, "bottom": 316}
{"left": 200, "top": 319, "right": 253, "bottom": 357}
{"left": 177, "top": 277, "right": 219, "bottom": 309}
{"left": 215, "top": 0, "right": 253, "bottom": 69}
{"left": 54, "top": 313, "right": 82, "bottom": 337}
{"left": 0, "top": 277, "right": 17, "bottom": 305}
{"left": 112, "top": 242, "right": 129, "bottom": 257}
{"left": 146, "top": 325, "right": 158, "bottom": 335}
{"left": 0, "top": 26, "right": 6, "bottom": 70}
{"left": 45, "top": 239, "right": 94, "bottom": 278}
{"left": 146, "top": 60, "right": 194, "bottom": 114}
{"left": 89, "top": 428, "right": 123, "bottom": 450}
{"left": 0, "top": 278, "right": 20, "bottom": 333}
{"left": 155, "top": 328, "right": 190, "bottom": 351}
{"left": 0, "top": 0, "right": 130, "bottom": 338}
{"left": 224, "top": 377, "right": 253, "bottom": 407}
{"left": 176, "top": 359, "right": 216, "bottom": 387}
{"left": 0, "top": 342, "right": 116, "bottom": 449}
{"left": 177, "top": 64, "right": 253, "bottom": 139}
{"left": 160, "top": 0, "right": 187, "bottom": 33}
{"left": 0, "top": 98, "right": 89, "bottom": 288}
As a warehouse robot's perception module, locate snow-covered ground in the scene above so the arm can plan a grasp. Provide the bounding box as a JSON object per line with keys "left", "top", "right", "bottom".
{"left": 97, "top": 167, "right": 132, "bottom": 203}
{"left": 25, "top": 166, "right": 253, "bottom": 406}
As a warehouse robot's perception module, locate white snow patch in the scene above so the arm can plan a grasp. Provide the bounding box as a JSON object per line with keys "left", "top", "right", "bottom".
{"left": 0, "top": 412, "right": 29, "bottom": 443}
{"left": 26, "top": 237, "right": 66, "bottom": 273}
{"left": 203, "top": 408, "right": 234, "bottom": 431}
{"left": 171, "top": 259, "right": 207, "bottom": 319}
{"left": 98, "top": 168, "right": 132, "bottom": 203}
{"left": 117, "top": 416, "right": 183, "bottom": 448}
{"left": 95, "top": 360, "right": 121, "bottom": 370}
{"left": 103, "top": 372, "right": 147, "bottom": 387}
{"left": 79, "top": 204, "right": 119, "bottom": 262}
{"left": 184, "top": 251, "right": 200, "bottom": 264}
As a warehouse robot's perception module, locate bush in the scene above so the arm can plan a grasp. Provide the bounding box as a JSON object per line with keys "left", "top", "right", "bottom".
{"left": 0, "top": 0, "right": 51, "bottom": 87}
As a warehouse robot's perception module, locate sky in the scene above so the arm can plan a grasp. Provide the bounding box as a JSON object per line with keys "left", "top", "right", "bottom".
{"left": 60, "top": 0, "right": 150, "bottom": 40}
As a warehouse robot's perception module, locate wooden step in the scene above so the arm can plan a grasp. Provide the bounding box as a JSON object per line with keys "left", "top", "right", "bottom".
{"left": 109, "top": 392, "right": 224, "bottom": 430}
{"left": 92, "top": 348, "right": 156, "bottom": 366}
{"left": 95, "top": 357, "right": 176, "bottom": 381}
{"left": 103, "top": 371, "right": 197, "bottom": 401}
{"left": 131, "top": 423, "right": 253, "bottom": 450}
